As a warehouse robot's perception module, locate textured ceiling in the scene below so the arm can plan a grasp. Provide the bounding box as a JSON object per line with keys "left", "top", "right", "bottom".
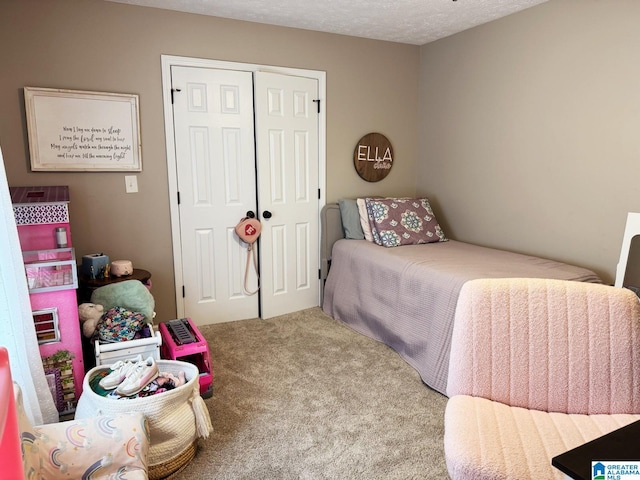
{"left": 106, "top": 0, "right": 549, "bottom": 45}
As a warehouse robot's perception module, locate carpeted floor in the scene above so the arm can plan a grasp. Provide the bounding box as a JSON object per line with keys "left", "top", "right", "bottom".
{"left": 174, "top": 307, "right": 448, "bottom": 479}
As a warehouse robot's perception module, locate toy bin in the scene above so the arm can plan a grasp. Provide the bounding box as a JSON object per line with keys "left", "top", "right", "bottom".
{"left": 94, "top": 328, "right": 162, "bottom": 366}
{"left": 159, "top": 318, "right": 213, "bottom": 398}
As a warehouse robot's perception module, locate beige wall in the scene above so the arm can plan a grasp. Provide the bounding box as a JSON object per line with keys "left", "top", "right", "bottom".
{"left": 418, "top": 0, "right": 640, "bottom": 284}
{"left": 0, "top": 0, "right": 420, "bottom": 320}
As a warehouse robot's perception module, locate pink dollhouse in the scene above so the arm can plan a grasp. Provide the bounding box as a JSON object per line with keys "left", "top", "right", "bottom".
{"left": 10, "top": 186, "right": 84, "bottom": 414}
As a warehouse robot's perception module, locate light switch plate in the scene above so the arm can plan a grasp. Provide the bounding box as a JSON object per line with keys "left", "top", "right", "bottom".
{"left": 125, "top": 175, "right": 138, "bottom": 193}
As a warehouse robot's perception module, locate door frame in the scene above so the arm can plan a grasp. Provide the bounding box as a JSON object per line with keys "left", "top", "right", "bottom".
{"left": 160, "top": 55, "right": 327, "bottom": 318}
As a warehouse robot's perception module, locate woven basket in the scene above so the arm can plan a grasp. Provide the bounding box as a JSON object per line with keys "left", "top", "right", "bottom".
{"left": 76, "top": 359, "right": 212, "bottom": 478}
{"left": 149, "top": 440, "right": 198, "bottom": 480}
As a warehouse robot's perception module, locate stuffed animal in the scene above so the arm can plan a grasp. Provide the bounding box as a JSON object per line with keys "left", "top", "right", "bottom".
{"left": 78, "top": 303, "right": 105, "bottom": 338}
{"left": 90, "top": 280, "right": 155, "bottom": 324}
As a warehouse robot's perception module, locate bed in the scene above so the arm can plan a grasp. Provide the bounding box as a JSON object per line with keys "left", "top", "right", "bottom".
{"left": 320, "top": 201, "right": 602, "bottom": 395}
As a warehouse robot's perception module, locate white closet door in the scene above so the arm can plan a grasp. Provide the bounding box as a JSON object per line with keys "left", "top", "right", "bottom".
{"left": 171, "top": 66, "right": 258, "bottom": 324}
{"left": 254, "top": 71, "right": 320, "bottom": 319}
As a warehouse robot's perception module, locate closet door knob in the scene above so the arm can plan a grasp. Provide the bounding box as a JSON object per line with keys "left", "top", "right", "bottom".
{"left": 246, "top": 211, "right": 255, "bottom": 218}
{"left": 262, "top": 210, "right": 272, "bottom": 219}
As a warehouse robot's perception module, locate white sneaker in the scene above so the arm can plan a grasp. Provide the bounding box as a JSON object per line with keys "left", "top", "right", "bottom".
{"left": 116, "top": 357, "right": 159, "bottom": 396}
{"left": 99, "top": 355, "right": 143, "bottom": 390}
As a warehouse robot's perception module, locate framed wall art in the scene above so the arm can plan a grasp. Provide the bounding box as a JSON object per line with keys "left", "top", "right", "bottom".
{"left": 24, "top": 87, "right": 142, "bottom": 172}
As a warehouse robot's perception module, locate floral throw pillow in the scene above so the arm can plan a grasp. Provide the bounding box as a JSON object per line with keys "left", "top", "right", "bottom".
{"left": 365, "top": 197, "right": 447, "bottom": 247}
{"left": 97, "top": 306, "right": 146, "bottom": 343}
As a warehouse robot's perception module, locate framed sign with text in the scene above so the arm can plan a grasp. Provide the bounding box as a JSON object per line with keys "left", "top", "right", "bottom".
{"left": 24, "top": 87, "right": 142, "bottom": 172}
{"left": 353, "top": 132, "right": 393, "bottom": 182}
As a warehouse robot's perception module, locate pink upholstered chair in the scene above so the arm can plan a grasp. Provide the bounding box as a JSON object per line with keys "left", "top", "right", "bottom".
{"left": 444, "top": 278, "right": 640, "bottom": 480}
{"left": 0, "top": 347, "right": 22, "bottom": 479}
{"left": 0, "top": 347, "right": 150, "bottom": 479}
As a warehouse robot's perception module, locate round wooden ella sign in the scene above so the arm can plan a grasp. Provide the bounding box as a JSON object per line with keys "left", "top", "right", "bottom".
{"left": 353, "top": 132, "right": 393, "bottom": 182}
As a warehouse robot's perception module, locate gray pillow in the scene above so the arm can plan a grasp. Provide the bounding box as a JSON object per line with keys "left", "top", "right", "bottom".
{"left": 338, "top": 199, "right": 365, "bottom": 240}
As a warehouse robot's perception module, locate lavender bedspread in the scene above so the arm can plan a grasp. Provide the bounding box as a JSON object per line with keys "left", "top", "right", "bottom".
{"left": 321, "top": 239, "right": 601, "bottom": 395}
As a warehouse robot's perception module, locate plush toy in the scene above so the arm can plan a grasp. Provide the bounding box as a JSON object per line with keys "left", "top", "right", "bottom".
{"left": 90, "top": 280, "right": 155, "bottom": 324}
{"left": 78, "top": 303, "right": 105, "bottom": 338}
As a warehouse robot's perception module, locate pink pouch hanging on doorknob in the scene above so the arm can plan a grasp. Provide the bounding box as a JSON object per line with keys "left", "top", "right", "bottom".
{"left": 235, "top": 217, "right": 261, "bottom": 244}
{"left": 235, "top": 216, "right": 262, "bottom": 295}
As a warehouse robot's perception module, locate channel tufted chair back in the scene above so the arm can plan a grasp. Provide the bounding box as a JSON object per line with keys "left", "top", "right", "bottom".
{"left": 444, "top": 278, "right": 640, "bottom": 480}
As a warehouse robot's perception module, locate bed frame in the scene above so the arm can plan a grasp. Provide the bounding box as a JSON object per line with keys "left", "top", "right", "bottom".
{"left": 320, "top": 203, "right": 343, "bottom": 285}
